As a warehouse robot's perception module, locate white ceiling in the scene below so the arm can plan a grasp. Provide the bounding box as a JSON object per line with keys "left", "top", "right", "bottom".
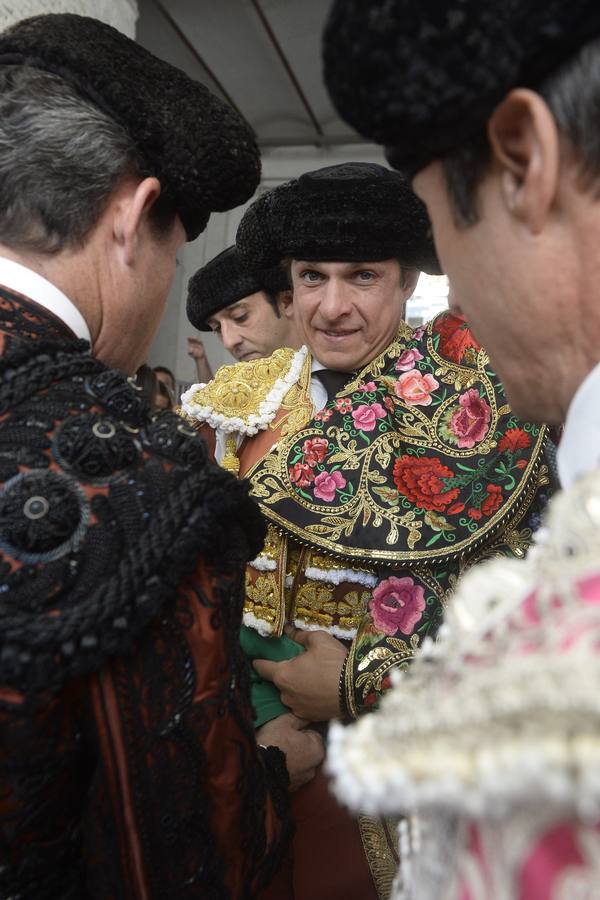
{"left": 136, "top": 0, "right": 364, "bottom": 148}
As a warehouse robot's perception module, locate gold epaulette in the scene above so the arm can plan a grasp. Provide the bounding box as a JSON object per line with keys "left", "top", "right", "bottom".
{"left": 180, "top": 346, "right": 307, "bottom": 435}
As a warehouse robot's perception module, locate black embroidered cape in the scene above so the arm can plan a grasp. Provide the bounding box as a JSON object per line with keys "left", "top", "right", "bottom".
{"left": 0, "top": 287, "right": 290, "bottom": 899}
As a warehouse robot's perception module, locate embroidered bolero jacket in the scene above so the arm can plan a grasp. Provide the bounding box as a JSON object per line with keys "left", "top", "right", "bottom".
{"left": 182, "top": 312, "right": 555, "bottom": 718}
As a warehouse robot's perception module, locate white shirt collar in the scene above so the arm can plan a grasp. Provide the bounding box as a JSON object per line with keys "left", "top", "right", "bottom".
{"left": 0, "top": 256, "right": 90, "bottom": 342}
{"left": 557, "top": 359, "right": 600, "bottom": 488}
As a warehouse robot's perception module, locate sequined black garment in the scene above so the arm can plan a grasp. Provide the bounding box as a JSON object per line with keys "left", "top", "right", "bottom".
{"left": 0, "top": 288, "right": 290, "bottom": 899}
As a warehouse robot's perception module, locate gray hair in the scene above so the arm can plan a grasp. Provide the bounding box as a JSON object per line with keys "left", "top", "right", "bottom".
{"left": 442, "top": 34, "right": 600, "bottom": 226}
{"left": 0, "top": 65, "right": 172, "bottom": 254}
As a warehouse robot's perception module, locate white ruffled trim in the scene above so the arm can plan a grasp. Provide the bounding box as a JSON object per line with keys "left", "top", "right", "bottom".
{"left": 242, "top": 611, "right": 274, "bottom": 636}
{"left": 305, "top": 565, "right": 377, "bottom": 588}
{"left": 293, "top": 618, "right": 356, "bottom": 640}
{"left": 181, "top": 345, "right": 308, "bottom": 436}
{"left": 249, "top": 555, "right": 277, "bottom": 572}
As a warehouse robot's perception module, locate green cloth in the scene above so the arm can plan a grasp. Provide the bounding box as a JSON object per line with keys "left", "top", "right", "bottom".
{"left": 240, "top": 625, "right": 305, "bottom": 727}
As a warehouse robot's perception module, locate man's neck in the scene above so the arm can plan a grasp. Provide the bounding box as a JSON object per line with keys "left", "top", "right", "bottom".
{"left": 0, "top": 243, "right": 96, "bottom": 341}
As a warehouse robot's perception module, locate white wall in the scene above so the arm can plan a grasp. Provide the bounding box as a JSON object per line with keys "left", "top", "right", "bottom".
{"left": 147, "top": 143, "right": 385, "bottom": 389}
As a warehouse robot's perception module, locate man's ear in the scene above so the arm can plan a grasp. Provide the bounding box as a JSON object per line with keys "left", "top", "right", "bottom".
{"left": 487, "top": 89, "right": 560, "bottom": 233}
{"left": 400, "top": 267, "right": 419, "bottom": 300}
{"left": 113, "top": 176, "right": 162, "bottom": 267}
{"left": 278, "top": 290, "right": 294, "bottom": 319}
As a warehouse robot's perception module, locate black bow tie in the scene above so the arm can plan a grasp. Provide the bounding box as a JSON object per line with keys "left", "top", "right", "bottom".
{"left": 315, "top": 369, "right": 353, "bottom": 401}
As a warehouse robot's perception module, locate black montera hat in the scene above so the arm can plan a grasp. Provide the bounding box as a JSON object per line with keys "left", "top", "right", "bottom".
{"left": 323, "top": 1, "right": 600, "bottom": 175}
{"left": 236, "top": 163, "right": 441, "bottom": 274}
{"left": 0, "top": 13, "right": 260, "bottom": 240}
{"left": 187, "top": 246, "right": 291, "bottom": 331}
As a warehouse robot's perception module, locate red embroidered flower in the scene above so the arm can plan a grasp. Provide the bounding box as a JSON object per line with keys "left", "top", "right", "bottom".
{"left": 468, "top": 507, "right": 482, "bottom": 520}
{"left": 449, "top": 388, "right": 491, "bottom": 448}
{"left": 394, "top": 370, "right": 438, "bottom": 406}
{"left": 351, "top": 402, "right": 387, "bottom": 432}
{"left": 447, "top": 501, "right": 465, "bottom": 515}
{"left": 480, "top": 484, "right": 503, "bottom": 516}
{"left": 314, "top": 408, "right": 333, "bottom": 422}
{"left": 515, "top": 459, "right": 528, "bottom": 469}
{"left": 393, "top": 454, "right": 460, "bottom": 512}
{"left": 395, "top": 348, "right": 424, "bottom": 372}
{"left": 313, "top": 469, "right": 346, "bottom": 502}
{"left": 335, "top": 397, "right": 352, "bottom": 414}
{"left": 369, "top": 576, "right": 426, "bottom": 636}
{"left": 433, "top": 313, "right": 480, "bottom": 364}
{"left": 301, "top": 437, "right": 329, "bottom": 466}
{"left": 289, "top": 462, "right": 315, "bottom": 489}
{"left": 498, "top": 428, "right": 531, "bottom": 453}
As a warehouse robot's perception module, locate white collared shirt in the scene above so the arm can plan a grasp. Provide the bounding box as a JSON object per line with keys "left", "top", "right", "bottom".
{"left": 310, "top": 357, "right": 328, "bottom": 410}
{"left": 557, "top": 360, "right": 600, "bottom": 488}
{"left": 0, "top": 255, "right": 90, "bottom": 342}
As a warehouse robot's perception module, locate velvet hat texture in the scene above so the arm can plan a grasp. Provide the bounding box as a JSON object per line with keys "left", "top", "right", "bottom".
{"left": 0, "top": 13, "right": 261, "bottom": 239}
{"left": 236, "top": 162, "right": 441, "bottom": 274}
{"left": 187, "top": 246, "right": 291, "bottom": 331}
{"left": 323, "top": 0, "right": 600, "bottom": 174}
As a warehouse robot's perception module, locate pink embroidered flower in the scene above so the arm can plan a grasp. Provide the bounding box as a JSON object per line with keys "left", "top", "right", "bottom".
{"left": 314, "top": 408, "right": 333, "bottom": 422}
{"left": 313, "top": 469, "right": 346, "bottom": 502}
{"left": 395, "top": 348, "right": 424, "bottom": 372}
{"left": 335, "top": 397, "right": 353, "bottom": 413}
{"left": 369, "top": 576, "right": 426, "bottom": 636}
{"left": 301, "top": 437, "right": 329, "bottom": 466}
{"left": 358, "top": 381, "right": 377, "bottom": 393}
{"left": 449, "top": 388, "right": 491, "bottom": 448}
{"left": 289, "top": 462, "right": 315, "bottom": 489}
{"left": 351, "top": 402, "right": 387, "bottom": 431}
{"left": 412, "top": 325, "right": 426, "bottom": 340}
{"left": 394, "top": 370, "right": 439, "bottom": 406}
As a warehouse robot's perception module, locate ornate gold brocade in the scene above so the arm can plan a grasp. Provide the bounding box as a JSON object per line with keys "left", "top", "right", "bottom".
{"left": 358, "top": 816, "right": 399, "bottom": 900}
{"left": 274, "top": 353, "right": 314, "bottom": 437}
{"left": 294, "top": 581, "right": 371, "bottom": 632}
{"left": 244, "top": 525, "right": 288, "bottom": 635}
{"left": 184, "top": 347, "right": 298, "bottom": 424}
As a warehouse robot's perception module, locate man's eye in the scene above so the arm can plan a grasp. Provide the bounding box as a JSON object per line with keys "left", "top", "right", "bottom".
{"left": 231, "top": 314, "right": 248, "bottom": 324}
{"left": 301, "top": 270, "right": 323, "bottom": 283}
{"left": 356, "top": 270, "right": 376, "bottom": 281}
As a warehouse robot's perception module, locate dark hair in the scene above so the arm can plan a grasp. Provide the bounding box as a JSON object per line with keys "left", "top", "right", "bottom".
{"left": 0, "top": 65, "right": 176, "bottom": 254}
{"left": 135, "top": 364, "right": 159, "bottom": 410}
{"left": 262, "top": 289, "right": 283, "bottom": 317}
{"left": 153, "top": 365, "right": 175, "bottom": 382}
{"left": 442, "top": 35, "right": 600, "bottom": 226}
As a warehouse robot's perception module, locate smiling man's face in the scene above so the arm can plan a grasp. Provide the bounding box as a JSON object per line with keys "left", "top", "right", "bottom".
{"left": 290, "top": 259, "right": 418, "bottom": 371}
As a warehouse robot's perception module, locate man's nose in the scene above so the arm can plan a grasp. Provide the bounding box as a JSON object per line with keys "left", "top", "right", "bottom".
{"left": 318, "top": 278, "right": 351, "bottom": 320}
{"left": 220, "top": 321, "right": 242, "bottom": 354}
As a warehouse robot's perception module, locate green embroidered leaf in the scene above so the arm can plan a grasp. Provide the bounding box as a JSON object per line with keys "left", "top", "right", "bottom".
{"left": 424, "top": 510, "right": 455, "bottom": 532}
{"left": 372, "top": 485, "right": 400, "bottom": 506}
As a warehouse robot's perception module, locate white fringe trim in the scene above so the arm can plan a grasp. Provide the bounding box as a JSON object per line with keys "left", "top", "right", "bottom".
{"left": 305, "top": 566, "right": 377, "bottom": 588}
{"left": 249, "top": 555, "right": 277, "bottom": 572}
{"left": 242, "top": 611, "right": 274, "bottom": 636}
{"left": 293, "top": 618, "right": 356, "bottom": 640}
